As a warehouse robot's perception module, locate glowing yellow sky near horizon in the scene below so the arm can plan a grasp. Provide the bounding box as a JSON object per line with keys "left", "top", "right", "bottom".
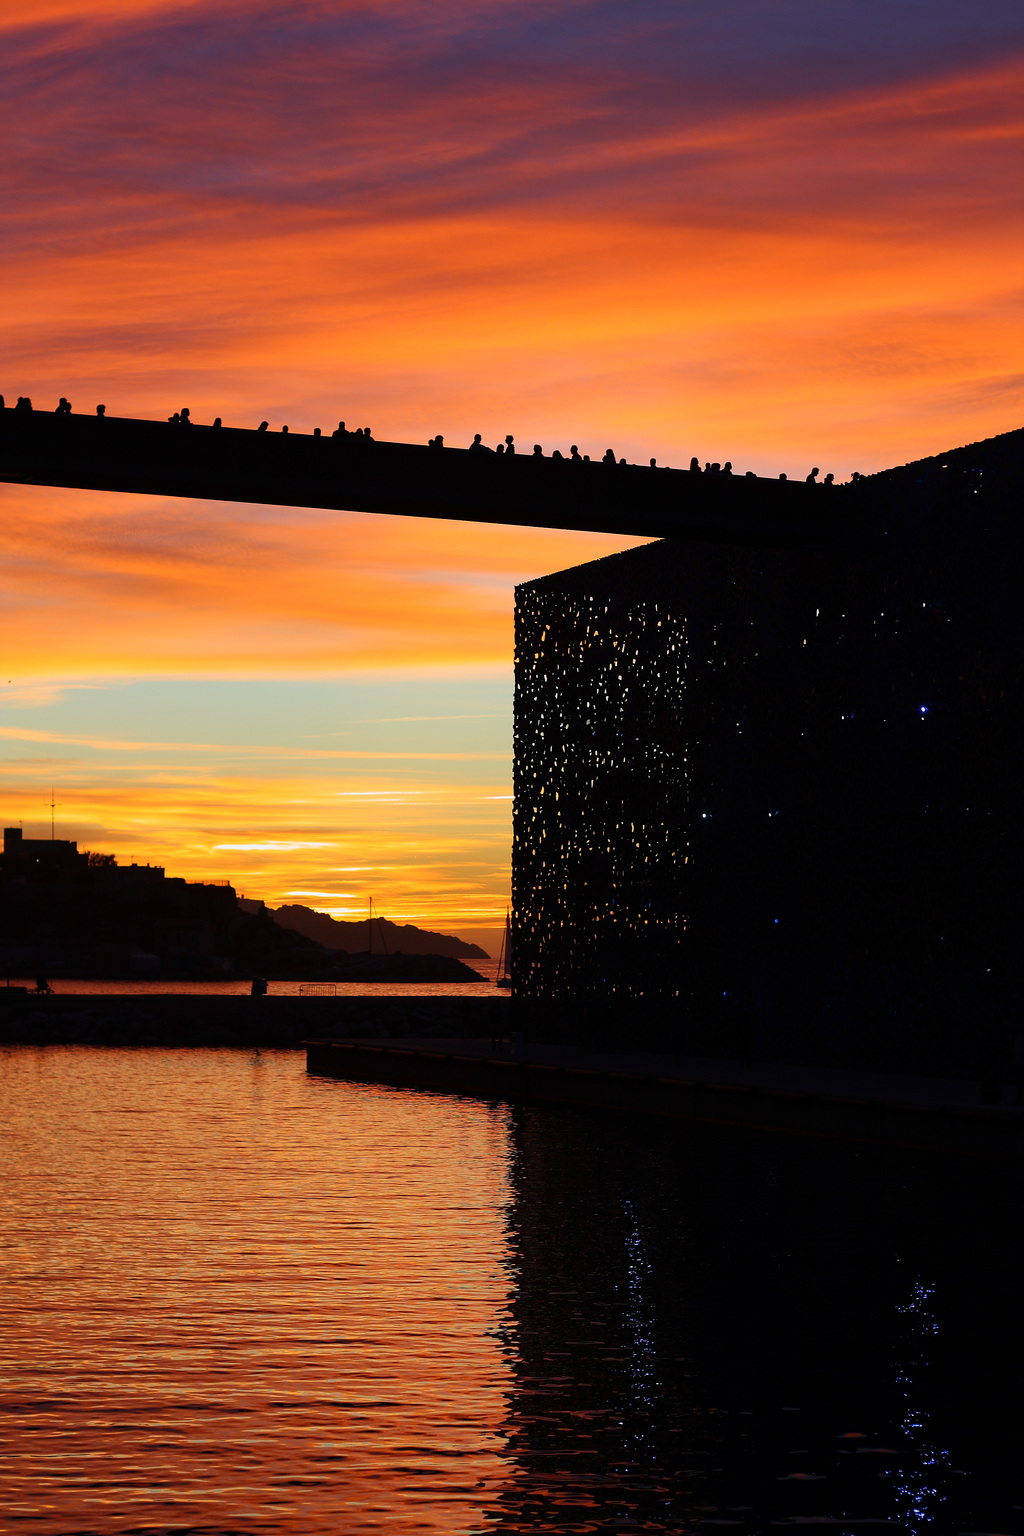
{"left": 0, "top": 754, "right": 514, "bottom": 938}
{"left": 0, "top": 0, "right": 1020, "bottom": 935}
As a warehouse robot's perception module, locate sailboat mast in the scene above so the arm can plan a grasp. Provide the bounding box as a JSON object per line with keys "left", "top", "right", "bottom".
{"left": 496, "top": 907, "right": 512, "bottom": 987}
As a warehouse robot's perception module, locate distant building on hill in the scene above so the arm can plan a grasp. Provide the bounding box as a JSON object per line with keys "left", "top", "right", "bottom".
{"left": 0, "top": 833, "right": 323, "bottom": 978}
{"left": 2, "top": 827, "right": 87, "bottom": 880}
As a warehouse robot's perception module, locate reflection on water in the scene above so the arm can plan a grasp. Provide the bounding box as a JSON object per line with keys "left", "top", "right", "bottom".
{"left": 892, "top": 1280, "right": 948, "bottom": 1534}
{"left": 1, "top": 1048, "right": 1022, "bottom": 1533}
{"left": 494, "top": 1109, "right": 1024, "bottom": 1534}
{"left": 0, "top": 1049, "right": 514, "bottom": 1533}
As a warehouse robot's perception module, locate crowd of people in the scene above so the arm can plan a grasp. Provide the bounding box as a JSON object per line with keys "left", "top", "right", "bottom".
{"left": 3, "top": 396, "right": 107, "bottom": 416}
{"left": 1, "top": 396, "right": 838, "bottom": 481}
{"left": 422, "top": 430, "right": 835, "bottom": 479}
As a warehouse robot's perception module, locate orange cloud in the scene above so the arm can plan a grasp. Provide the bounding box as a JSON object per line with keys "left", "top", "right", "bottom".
{"left": 0, "top": 482, "right": 645, "bottom": 677}
{"left": 2, "top": 31, "right": 1019, "bottom": 470}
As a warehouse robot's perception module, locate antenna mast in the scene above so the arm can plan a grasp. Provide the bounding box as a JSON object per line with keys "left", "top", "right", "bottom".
{"left": 368, "top": 895, "right": 389, "bottom": 955}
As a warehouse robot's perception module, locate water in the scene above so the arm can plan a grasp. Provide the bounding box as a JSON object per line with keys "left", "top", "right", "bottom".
{"left": 1, "top": 1048, "right": 1021, "bottom": 1534}
{"left": 5, "top": 956, "right": 503, "bottom": 997}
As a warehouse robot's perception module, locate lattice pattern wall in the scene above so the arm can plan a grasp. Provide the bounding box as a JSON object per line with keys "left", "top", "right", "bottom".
{"left": 512, "top": 431, "right": 1024, "bottom": 1071}
{"left": 513, "top": 586, "right": 690, "bottom": 1003}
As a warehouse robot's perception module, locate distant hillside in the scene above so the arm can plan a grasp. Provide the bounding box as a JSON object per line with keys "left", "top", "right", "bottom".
{"left": 245, "top": 902, "right": 489, "bottom": 958}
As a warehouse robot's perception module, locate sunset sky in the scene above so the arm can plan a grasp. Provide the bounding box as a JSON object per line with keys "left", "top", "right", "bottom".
{"left": 1, "top": 0, "right": 1020, "bottom": 947}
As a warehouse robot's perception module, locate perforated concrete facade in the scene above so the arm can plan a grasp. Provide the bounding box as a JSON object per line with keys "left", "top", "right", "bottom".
{"left": 512, "top": 431, "right": 1024, "bottom": 1072}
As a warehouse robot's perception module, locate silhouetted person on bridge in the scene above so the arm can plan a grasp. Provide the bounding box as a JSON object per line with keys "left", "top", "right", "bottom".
{"left": 333, "top": 421, "right": 348, "bottom": 437}
{"left": 824, "top": 472, "right": 834, "bottom": 485}
{"left": 551, "top": 448, "right": 564, "bottom": 459}
{"left": 429, "top": 434, "right": 444, "bottom": 448}
{"left": 55, "top": 398, "right": 71, "bottom": 415}
{"left": 180, "top": 407, "right": 193, "bottom": 426}
{"left": 690, "top": 457, "right": 700, "bottom": 472}
{"left": 533, "top": 444, "right": 544, "bottom": 457}
{"left": 213, "top": 417, "right": 222, "bottom": 428}
{"left": 469, "top": 433, "right": 493, "bottom": 452}
{"left": 602, "top": 448, "right": 616, "bottom": 464}
{"left": 15, "top": 397, "right": 33, "bottom": 411}
{"left": 571, "top": 445, "right": 582, "bottom": 461}
{"left": 806, "top": 467, "right": 819, "bottom": 482}
{"left": 95, "top": 404, "right": 106, "bottom": 416}
{"left": 258, "top": 421, "right": 268, "bottom": 431}
{"left": 722, "top": 461, "right": 733, "bottom": 474}
{"left": 505, "top": 435, "right": 515, "bottom": 454}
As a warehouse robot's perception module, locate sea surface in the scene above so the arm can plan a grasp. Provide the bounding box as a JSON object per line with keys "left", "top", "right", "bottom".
{"left": 6, "top": 956, "right": 503, "bottom": 997}
{"left": 0, "top": 1047, "right": 1021, "bottom": 1535}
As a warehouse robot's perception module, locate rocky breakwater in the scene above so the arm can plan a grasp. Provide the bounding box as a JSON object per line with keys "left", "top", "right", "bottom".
{"left": 0, "top": 992, "right": 511, "bottom": 1049}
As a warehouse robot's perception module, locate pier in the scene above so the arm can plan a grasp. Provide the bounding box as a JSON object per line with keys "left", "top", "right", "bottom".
{"left": 0, "top": 991, "right": 509, "bottom": 1048}
{"left": 306, "top": 1036, "right": 1024, "bottom": 1159}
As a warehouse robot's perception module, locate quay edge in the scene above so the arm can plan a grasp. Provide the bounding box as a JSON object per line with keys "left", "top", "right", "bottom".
{"left": 305, "top": 1038, "right": 1024, "bottom": 1159}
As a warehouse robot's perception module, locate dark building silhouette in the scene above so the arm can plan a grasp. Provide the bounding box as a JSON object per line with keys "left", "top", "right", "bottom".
{"left": 512, "top": 429, "right": 1023, "bottom": 1075}
{"left": 0, "top": 836, "right": 324, "bottom": 979}
{"left": 2, "top": 827, "right": 87, "bottom": 880}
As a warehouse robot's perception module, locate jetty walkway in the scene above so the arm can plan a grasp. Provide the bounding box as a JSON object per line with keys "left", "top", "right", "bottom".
{"left": 306, "top": 1035, "right": 1024, "bottom": 1159}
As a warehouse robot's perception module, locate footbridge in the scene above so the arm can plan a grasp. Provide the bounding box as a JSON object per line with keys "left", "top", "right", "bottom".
{"left": 0, "top": 405, "right": 824, "bottom": 540}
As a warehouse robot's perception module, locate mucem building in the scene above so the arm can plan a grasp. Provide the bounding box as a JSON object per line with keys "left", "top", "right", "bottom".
{"left": 512, "top": 429, "right": 1022, "bottom": 1077}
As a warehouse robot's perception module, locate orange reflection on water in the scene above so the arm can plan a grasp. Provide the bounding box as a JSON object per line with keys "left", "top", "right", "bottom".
{"left": 0, "top": 1046, "right": 516, "bottom": 1533}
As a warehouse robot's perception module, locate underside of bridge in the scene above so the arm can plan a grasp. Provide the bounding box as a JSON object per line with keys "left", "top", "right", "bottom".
{"left": 512, "top": 427, "right": 1023, "bottom": 1078}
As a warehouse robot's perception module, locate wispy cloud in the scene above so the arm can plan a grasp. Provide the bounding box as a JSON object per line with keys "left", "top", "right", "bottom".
{"left": 215, "top": 840, "right": 336, "bottom": 850}
{"left": 0, "top": 482, "right": 642, "bottom": 677}
{"left": 0, "top": 724, "right": 508, "bottom": 760}
{"left": 0, "top": 681, "right": 109, "bottom": 708}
